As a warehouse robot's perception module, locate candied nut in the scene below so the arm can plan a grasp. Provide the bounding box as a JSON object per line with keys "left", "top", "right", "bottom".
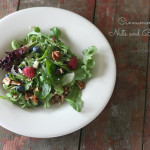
{"left": 29, "top": 86, "right": 33, "bottom": 90}
{"left": 77, "top": 81, "right": 85, "bottom": 89}
{"left": 61, "top": 95, "right": 65, "bottom": 103}
{"left": 55, "top": 68, "right": 64, "bottom": 75}
{"left": 11, "top": 81, "right": 21, "bottom": 86}
{"left": 35, "top": 87, "right": 40, "bottom": 92}
{"left": 51, "top": 94, "right": 61, "bottom": 104}
{"left": 13, "top": 94, "right": 18, "bottom": 99}
{"left": 30, "top": 95, "right": 38, "bottom": 104}
{"left": 25, "top": 92, "right": 33, "bottom": 101}
{"left": 2, "top": 77, "right": 11, "bottom": 86}
{"left": 63, "top": 87, "right": 69, "bottom": 96}
{"left": 52, "top": 51, "right": 61, "bottom": 61}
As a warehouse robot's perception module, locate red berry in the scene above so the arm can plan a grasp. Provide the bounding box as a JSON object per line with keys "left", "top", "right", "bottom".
{"left": 23, "top": 66, "right": 35, "bottom": 79}
{"left": 67, "top": 57, "right": 78, "bottom": 70}
{"left": 52, "top": 37, "right": 56, "bottom": 42}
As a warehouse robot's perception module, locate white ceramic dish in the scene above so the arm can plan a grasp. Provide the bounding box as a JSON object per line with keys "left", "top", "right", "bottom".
{"left": 0, "top": 7, "right": 116, "bottom": 138}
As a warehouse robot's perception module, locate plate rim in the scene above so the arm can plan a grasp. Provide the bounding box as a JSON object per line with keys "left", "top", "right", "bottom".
{"left": 0, "top": 7, "right": 116, "bottom": 138}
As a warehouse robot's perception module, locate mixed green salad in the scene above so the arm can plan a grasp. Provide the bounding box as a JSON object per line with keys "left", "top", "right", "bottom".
{"left": 0, "top": 27, "right": 97, "bottom": 112}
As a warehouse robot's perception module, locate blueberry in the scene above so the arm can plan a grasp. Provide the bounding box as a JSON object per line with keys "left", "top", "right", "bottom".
{"left": 16, "top": 86, "right": 25, "bottom": 93}
{"left": 33, "top": 46, "right": 40, "bottom": 53}
{"left": 29, "top": 46, "right": 33, "bottom": 53}
{"left": 5, "top": 73, "right": 9, "bottom": 78}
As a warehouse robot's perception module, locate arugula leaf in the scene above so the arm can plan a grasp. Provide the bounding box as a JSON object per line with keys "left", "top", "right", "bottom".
{"left": 35, "top": 65, "right": 52, "bottom": 99}
{"left": 0, "top": 95, "right": 13, "bottom": 102}
{"left": 80, "top": 46, "right": 97, "bottom": 79}
{"left": 24, "top": 81, "right": 33, "bottom": 91}
{"left": 3, "top": 84, "right": 14, "bottom": 90}
{"left": 50, "top": 27, "right": 61, "bottom": 40}
{"left": 74, "top": 69, "right": 86, "bottom": 81}
{"left": 82, "top": 46, "right": 97, "bottom": 65}
{"left": 34, "top": 26, "right": 41, "bottom": 33}
{"left": 62, "top": 72, "right": 75, "bottom": 86}
{"left": 6, "top": 91, "right": 22, "bottom": 102}
{"left": 36, "top": 80, "right": 51, "bottom": 99}
{"left": 11, "top": 40, "right": 20, "bottom": 50}
{"left": 65, "top": 85, "right": 83, "bottom": 112}
{"left": 42, "top": 93, "right": 54, "bottom": 108}
{"left": 46, "top": 59, "right": 56, "bottom": 80}
{"left": 53, "top": 83, "right": 64, "bottom": 95}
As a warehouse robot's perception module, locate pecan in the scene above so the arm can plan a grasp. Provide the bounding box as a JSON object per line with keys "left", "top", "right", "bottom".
{"left": 11, "top": 81, "right": 21, "bottom": 86}
{"left": 55, "top": 68, "right": 64, "bottom": 75}
{"left": 77, "top": 81, "right": 85, "bottom": 89}
{"left": 35, "top": 87, "right": 40, "bottom": 92}
{"left": 2, "top": 77, "right": 11, "bottom": 86}
{"left": 61, "top": 95, "right": 65, "bottom": 103}
{"left": 30, "top": 95, "right": 38, "bottom": 104}
{"left": 63, "top": 87, "right": 69, "bottom": 96}
{"left": 51, "top": 94, "right": 61, "bottom": 104}
{"left": 13, "top": 94, "right": 18, "bottom": 99}
{"left": 52, "top": 51, "right": 61, "bottom": 61}
{"left": 25, "top": 92, "right": 33, "bottom": 101}
{"left": 29, "top": 86, "right": 33, "bottom": 90}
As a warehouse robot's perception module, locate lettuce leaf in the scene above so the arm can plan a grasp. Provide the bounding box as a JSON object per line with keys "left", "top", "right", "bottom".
{"left": 74, "top": 46, "right": 97, "bottom": 80}
{"left": 50, "top": 27, "right": 61, "bottom": 40}
{"left": 65, "top": 85, "right": 83, "bottom": 112}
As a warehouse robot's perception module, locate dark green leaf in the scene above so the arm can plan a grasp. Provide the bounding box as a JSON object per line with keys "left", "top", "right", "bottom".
{"left": 62, "top": 72, "right": 75, "bottom": 86}
{"left": 65, "top": 85, "right": 83, "bottom": 112}
{"left": 11, "top": 40, "right": 20, "bottom": 50}
{"left": 50, "top": 27, "right": 61, "bottom": 40}
{"left": 34, "top": 26, "right": 41, "bottom": 33}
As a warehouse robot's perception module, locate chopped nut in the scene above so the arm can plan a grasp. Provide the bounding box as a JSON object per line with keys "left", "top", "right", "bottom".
{"left": 29, "top": 86, "right": 33, "bottom": 90}
{"left": 13, "top": 94, "right": 18, "bottom": 99}
{"left": 30, "top": 95, "right": 38, "bottom": 104}
{"left": 55, "top": 68, "right": 64, "bottom": 75}
{"left": 52, "top": 51, "right": 61, "bottom": 61}
{"left": 63, "top": 87, "right": 69, "bottom": 96}
{"left": 77, "top": 81, "right": 85, "bottom": 89}
{"left": 2, "top": 77, "right": 11, "bottom": 86}
{"left": 33, "top": 60, "right": 39, "bottom": 69}
{"left": 25, "top": 92, "right": 33, "bottom": 101}
{"left": 35, "top": 87, "right": 40, "bottom": 92}
{"left": 61, "top": 95, "right": 65, "bottom": 103}
{"left": 11, "top": 81, "right": 21, "bottom": 86}
{"left": 51, "top": 94, "right": 61, "bottom": 104}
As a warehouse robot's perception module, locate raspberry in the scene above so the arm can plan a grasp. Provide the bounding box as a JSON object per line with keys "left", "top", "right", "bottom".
{"left": 23, "top": 66, "right": 35, "bottom": 79}
{"left": 67, "top": 57, "right": 78, "bottom": 70}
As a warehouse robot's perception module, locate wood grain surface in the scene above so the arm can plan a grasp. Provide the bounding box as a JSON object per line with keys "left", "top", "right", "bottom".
{"left": 0, "top": 0, "right": 150, "bottom": 150}
{"left": 0, "top": 0, "right": 96, "bottom": 150}
{"left": 80, "top": 0, "right": 150, "bottom": 150}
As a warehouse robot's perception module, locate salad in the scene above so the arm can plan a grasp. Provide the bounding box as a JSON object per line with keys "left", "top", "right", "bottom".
{"left": 0, "top": 27, "right": 97, "bottom": 112}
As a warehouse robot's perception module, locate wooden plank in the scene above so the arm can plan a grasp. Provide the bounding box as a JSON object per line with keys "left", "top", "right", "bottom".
{"left": 80, "top": 0, "right": 149, "bottom": 149}
{"left": 0, "top": 0, "right": 96, "bottom": 150}
{"left": 143, "top": 4, "right": 150, "bottom": 148}
{"left": 0, "top": 0, "right": 19, "bottom": 19}
{"left": 143, "top": 56, "right": 150, "bottom": 150}
{"left": 19, "top": 0, "right": 95, "bottom": 22}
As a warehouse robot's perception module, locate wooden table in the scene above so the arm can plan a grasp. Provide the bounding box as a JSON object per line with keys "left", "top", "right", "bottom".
{"left": 0, "top": 0, "right": 149, "bottom": 149}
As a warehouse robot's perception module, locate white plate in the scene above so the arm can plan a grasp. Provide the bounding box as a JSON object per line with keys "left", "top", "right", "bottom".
{"left": 0, "top": 7, "right": 116, "bottom": 138}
